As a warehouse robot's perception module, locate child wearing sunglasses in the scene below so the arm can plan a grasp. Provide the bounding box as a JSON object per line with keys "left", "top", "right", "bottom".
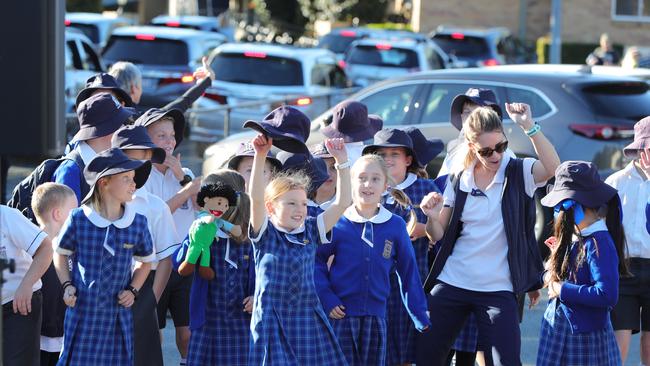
{"left": 416, "top": 103, "right": 560, "bottom": 365}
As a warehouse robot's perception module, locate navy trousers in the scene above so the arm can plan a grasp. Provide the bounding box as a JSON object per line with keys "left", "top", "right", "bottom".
{"left": 415, "top": 282, "right": 521, "bottom": 366}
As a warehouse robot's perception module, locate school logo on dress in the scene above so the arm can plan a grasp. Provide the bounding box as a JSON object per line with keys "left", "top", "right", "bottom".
{"left": 123, "top": 243, "right": 134, "bottom": 249}
{"left": 382, "top": 240, "right": 393, "bottom": 259}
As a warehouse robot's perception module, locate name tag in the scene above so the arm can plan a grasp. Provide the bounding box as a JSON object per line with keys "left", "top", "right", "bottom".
{"left": 123, "top": 243, "right": 134, "bottom": 249}
{"left": 382, "top": 240, "right": 393, "bottom": 259}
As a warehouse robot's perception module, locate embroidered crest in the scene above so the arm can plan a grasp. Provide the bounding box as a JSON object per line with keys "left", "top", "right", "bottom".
{"left": 123, "top": 243, "right": 134, "bottom": 249}
{"left": 382, "top": 240, "right": 393, "bottom": 259}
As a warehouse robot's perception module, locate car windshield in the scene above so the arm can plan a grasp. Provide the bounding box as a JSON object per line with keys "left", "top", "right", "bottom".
{"left": 102, "top": 36, "right": 189, "bottom": 65}
{"left": 347, "top": 45, "right": 419, "bottom": 68}
{"left": 319, "top": 33, "right": 359, "bottom": 54}
{"left": 69, "top": 24, "right": 100, "bottom": 44}
{"left": 432, "top": 34, "right": 490, "bottom": 58}
{"left": 581, "top": 82, "right": 650, "bottom": 121}
{"left": 210, "top": 53, "right": 303, "bottom": 86}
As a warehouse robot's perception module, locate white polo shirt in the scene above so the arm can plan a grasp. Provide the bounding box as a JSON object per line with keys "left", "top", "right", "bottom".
{"left": 438, "top": 156, "right": 543, "bottom": 292}
{"left": 0, "top": 206, "right": 49, "bottom": 304}
{"left": 130, "top": 189, "right": 181, "bottom": 270}
{"left": 605, "top": 161, "right": 650, "bottom": 258}
{"left": 142, "top": 167, "right": 197, "bottom": 239}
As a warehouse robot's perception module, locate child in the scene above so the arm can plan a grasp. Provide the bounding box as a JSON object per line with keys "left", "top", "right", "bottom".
{"left": 276, "top": 151, "right": 330, "bottom": 218}
{"left": 248, "top": 134, "right": 351, "bottom": 365}
{"left": 53, "top": 148, "right": 155, "bottom": 365}
{"left": 1, "top": 204, "right": 53, "bottom": 366}
{"left": 315, "top": 154, "right": 430, "bottom": 366}
{"left": 227, "top": 142, "right": 281, "bottom": 190}
{"left": 186, "top": 170, "right": 255, "bottom": 366}
{"left": 537, "top": 161, "right": 625, "bottom": 365}
{"left": 31, "top": 183, "right": 77, "bottom": 366}
{"left": 310, "top": 143, "right": 338, "bottom": 213}
{"left": 362, "top": 128, "right": 439, "bottom": 365}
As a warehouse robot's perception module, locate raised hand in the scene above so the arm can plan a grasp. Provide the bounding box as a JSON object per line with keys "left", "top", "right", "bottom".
{"left": 420, "top": 192, "right": 444, "bottom": 219}
{"left": 324, "top": 138, "right": 348, "bottom": 163}
{"left": 639, "top": 148, "right": 650, "bottom": 179}
{"left": 193, "top": 56, "right": 216, "bottom": 81}
{"left": 505, "top": 102, "right": 534, "bottom": 130}
{"left": 251, "top": 134, "right": 273, "bottom": 155}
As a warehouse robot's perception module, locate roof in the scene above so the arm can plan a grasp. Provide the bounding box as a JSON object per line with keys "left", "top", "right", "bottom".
{"left": 150, "top": 15, "right": 219, "bottom": 26}
{"left": 352, "top": 37, "right": 426, "bottom": 49}
{"left": 111, "top": 25, "right": 222, "bottom": 40}
{"left": 214, "top": 43, "right": 335, "bottom": 59}
{"left": 432, "top": 26, "right": 510, "bottom": 38}
{"left": 66, "top": 12, "right": 130, "bottom": 25}
{"left": 495, "top": 64, "right": 650, "bottom": 79}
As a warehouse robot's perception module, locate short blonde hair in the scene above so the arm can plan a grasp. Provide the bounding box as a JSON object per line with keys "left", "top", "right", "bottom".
{"left": 264, "top": 171, "right": 310, "bottom": 204}
{"left": 31, "top": 183, "right": 76, "bottom": 224}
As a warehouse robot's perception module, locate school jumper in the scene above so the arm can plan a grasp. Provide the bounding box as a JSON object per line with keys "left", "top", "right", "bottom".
{"left": 248, "top": 215, "right": 348, "bottom": 366}
{"left": 382, "top": 173, "right": 439, "bottom": 364}
{"left": 55, "top": 204, "right": 155, "bottom": 366}
{"left": 315, "top": 205, "right": 430, "bottom": 366}
{"left": 537, "top": 220, "right": 622, "bottom": 365}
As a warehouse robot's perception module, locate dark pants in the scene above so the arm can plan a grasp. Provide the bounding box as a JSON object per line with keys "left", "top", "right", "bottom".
{"left": 3, "top": 290, "right": 42, "bottom": 366}
{"left": 39, "top": 351, "right": 59, "bottom": 366}
{"left": 132, "top": 274, "right": 163, "bottom": 366}
{"left": 415, "top": 282, "right": 521, "bottom": 366}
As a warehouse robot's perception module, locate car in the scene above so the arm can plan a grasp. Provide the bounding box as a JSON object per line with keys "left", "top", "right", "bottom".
{"left": 187, "top": 43, "right": 355, "bottom": 145}
{"left": 202, "top": 65, "right": 650, "bottom": 243}
{"left": 102, "top": 26, "right": 227, "bottom": 109}
{"left": 430, "top": 26, "right": 533, "bottom": 67}
{"left": 65, "top": 12, "right": 133, "bottom": 50}
{"left": 318, "top": 27, "right": 379, "bottom": 63}
{"left": 150, "top": 14, "right": 235, "bottom": 41}
{"left": 343, "top": 37, "right": 449, "bottom": 87}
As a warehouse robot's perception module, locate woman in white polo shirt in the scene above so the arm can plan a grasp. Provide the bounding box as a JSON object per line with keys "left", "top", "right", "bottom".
{"left": 416, "top": 103, "right": 560, "bottom": 366}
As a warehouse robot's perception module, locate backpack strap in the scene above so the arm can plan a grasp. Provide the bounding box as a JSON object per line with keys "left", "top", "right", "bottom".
{"left": 63, "top": 149, "right": 90, "bottom": 199}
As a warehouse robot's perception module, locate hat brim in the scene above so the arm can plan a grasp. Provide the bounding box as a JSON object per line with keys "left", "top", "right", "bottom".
{"left": 76, "top": 87, "right": 134, "bottom": 108}
{"left": 540, "top": 183, "right": 617, "bottom": 208}
{"left": 227, "top": 153, "right": 282, "bottom": 172}
{"left": 414, "top": 139, "right": 445, "bottom": 167}
{"left": 449, "top": 95, "right": 503, "bottom": 131}
{"left": 81, "top": 159, "right": 152, "bottom": 204}
{"left": 73, "top": 107, "right": 135, "bottom": 142}
{"left": 623, "top": 138, "right": 649, "bottom": 158}
{"left": 362, "top": 143, "right": 416, "bottom": 158}
{"left": 242, "top": 120, "right": 310, "bottom": 154}
{"left": 321, "top": 114, "right": 384, "bottom": 143}
{"left": 120, "top": 144, "right": 167, "bottom": 165}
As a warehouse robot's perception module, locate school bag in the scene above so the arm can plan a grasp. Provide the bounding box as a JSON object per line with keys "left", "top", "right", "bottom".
{"left": 7, "top": 150, "right": 86, "bottom": 224}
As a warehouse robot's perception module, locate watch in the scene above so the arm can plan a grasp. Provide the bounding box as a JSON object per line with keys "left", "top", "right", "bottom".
{"left": 179, "top": 174, "right": 192, "bottom": 186}
{"left": 127, "top": 285, "right": 139, "bottom": 299}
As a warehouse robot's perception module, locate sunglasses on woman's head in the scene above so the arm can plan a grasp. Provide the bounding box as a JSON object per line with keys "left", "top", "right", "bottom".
{"left": 476, "top": 140, "right": 508, "bottom": 158}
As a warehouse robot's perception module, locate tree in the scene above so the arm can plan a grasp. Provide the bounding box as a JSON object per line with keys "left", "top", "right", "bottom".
{"left": 297, "top": 0, "right": 359, "bottom": 24}
{"left": 66, "top": 0, "right": 102, "bottom": 12}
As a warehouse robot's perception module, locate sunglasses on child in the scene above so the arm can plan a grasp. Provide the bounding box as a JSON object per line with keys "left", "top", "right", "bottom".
{"left": 476, "top": 140, "right": 509, "bottom": 158}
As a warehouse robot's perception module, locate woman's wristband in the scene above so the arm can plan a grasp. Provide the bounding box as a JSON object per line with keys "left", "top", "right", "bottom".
{"left": 525, "top": 122, "right": 541, "bottom": 137}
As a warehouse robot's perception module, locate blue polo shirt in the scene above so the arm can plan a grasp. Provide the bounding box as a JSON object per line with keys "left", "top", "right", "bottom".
{"left": 315, "top": 205, "right": 430, "bottom": 331}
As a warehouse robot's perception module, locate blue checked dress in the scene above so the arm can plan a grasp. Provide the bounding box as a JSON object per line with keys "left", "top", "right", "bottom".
{"left": 330, "top": 316, "right": 387, "bottom": 366}
{"left": 384, "top": 174, "right": 439, "bottom": 364}
{"left": 249, "top": 217, "right": 348, "bottom": 366}
{"left": 537, "top": 299, "right": 621, "bottom": 366}
{"left": 187, "top": 232, "right": 254, "bottom": 366}
{"left": 55, "top": 205, "right": 154, "bottom": 366}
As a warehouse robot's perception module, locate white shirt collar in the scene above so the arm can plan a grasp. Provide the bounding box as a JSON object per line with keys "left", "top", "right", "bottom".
{"left": 271, "top": 217, "right": 306, "bottom": 234}
{"left": 393, "top": 173, "right": 417, "bottom": 191}
{"left": 76, "top": 141, "right": 98, "bottom": 166}
{"left": 460, "top": 155, "right": 511, "bottom": 193}
{"left": 82, "top": 203, "right": 136, "bottom": 228}
{"left": 343, "top": 204, "right": 392, "bottom": 224}
{"left": 307, "top": 200, "right": 319, "bottom": 207}
{"left": 309, "top": 198, "right": 335, "bottom": 210}
{"left": 578, "top": 219, "right": 608, "bottom": 237}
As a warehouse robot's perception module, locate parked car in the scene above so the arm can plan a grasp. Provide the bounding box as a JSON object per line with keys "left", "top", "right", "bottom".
{"left": 150, "top": 14, "right": 235, "bottom": 41}
{"left": 102, "top": 26, "right": 227, "bottom": 108}
{"left": 65, "top": 12, "right": 133, "bottom": 50}
{"left": 202, "top": 65, "right": 650, "bottom": 243}
{"left": 318, "top": 27, "right": 379, "bottom": 62}
{"left": 430, "top": 26, "right": 533, "bottom": 67}
{"left": 187, "top": 43, "right": 354, "bottom": 145}
{"left": 343, "top": 37, "right": 449, "bottom": 87}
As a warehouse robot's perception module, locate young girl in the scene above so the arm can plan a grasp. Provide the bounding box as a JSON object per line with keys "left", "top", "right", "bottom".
{"left": 227, "top": 142, "right": 281, "bottom": 190}
{"left": 248, "top": 134, "right": 351, "bottom": 365}
{"left": 53, "top": 148, "right": 155, "bottom": 365}
{"left": 315, "top": 154, "right": 430, "bottom": 366}
{"left": 310, "top": 143, "right": 337, "bottom": 213}
{"left": 362, "top": 128, "right": 439, "bottom": 365}
{"left": 276, "top": 151, "right": 330, "bottom": 219}
{"left": 537, "top": 161, "right": 626, "bottom": 366}
{"left": 186, "top": 170, "right": 255, "bottom": 366}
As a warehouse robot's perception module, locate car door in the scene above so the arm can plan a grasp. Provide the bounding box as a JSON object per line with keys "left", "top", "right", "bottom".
{"left": 358, "top": 82, "right": 428, "bottom": 127}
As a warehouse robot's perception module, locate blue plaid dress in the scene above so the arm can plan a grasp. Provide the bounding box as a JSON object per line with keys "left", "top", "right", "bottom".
{"left": 384, "top": 175, "right": 439, "bottom": 364}
{"left": 330, "top": 316, "right": 387, "bottom": 366}
{"left": 55, "top": 205, "right": 154, "bottom": 366}
{"left": 452, "top": 313, "right": 479, "bottom": 352}
{"left": 187, "top": 233, "right": 254, "bottom": 366}
{"left": 537, "top": 299, "right": 621, "bottom": 366}
{"left": 248, "top": 217, "right": 348, "bottom": 366}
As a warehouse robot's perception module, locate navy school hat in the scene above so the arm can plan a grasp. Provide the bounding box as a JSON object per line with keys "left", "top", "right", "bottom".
{"left": 111, "top": 125, "right": 166, "bottom": 164}
{"left": 450, "top": 88, "right": 503, "bottom": 131}
{"left": 309, "top": 143, "right": 332, "bottom": 159}
{"left": 321, "top": 101, "right": 383, "bottom": 142}
{"left": 541, "top": 161, "right": 617, "bottom": 209}
{"left": 74, "top": 93, "right": 135, "bottom": 142}
{"left": 76, "top": 73, "right": 134, "bottom": 108}
{"left": 276, "top": 152, "right": 329, "bottom": 196}
{"left": 134, "top": 108, "right": 186, "bottom": 147}
{"left": 362, "top": 129, "right": 416, "bottom": 166}
{"left": 243, "top": 106, "right": 311, "bottom": 155}
{"left": 404, "top": 127, "right": 444, "bottom": 168}
{"left": 226, "top": 142, "right": 282, "bottom": 172}
{"left": 82, "top": 148, "right": 152, "bottom": 204}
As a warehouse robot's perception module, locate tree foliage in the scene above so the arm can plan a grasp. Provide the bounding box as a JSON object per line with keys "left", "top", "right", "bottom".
{"left": 66, "top": 0, "right": 102, "bottom": 13}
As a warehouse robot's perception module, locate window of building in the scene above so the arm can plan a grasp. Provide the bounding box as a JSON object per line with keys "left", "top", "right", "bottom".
{"left": 612, "top": 0, "right": 650, "bottom": 21}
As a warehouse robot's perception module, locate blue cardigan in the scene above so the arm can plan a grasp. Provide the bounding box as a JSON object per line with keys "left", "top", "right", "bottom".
{"left": 557, "top": 220, "right": 619, "bottom": 333}
{"left": 314, "top": 205, "right": 430, "bottom": 331}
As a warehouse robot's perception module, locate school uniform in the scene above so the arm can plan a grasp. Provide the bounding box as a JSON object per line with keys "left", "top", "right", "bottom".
{"left": 315, "top": 205, "right": 430, "bottom": 366}
{"left": 307, "top": 198, "right": 333, "bottom": 218}
{"left": 54, "top": 204, "right": 154, "bottom": 366}
{"left": 248, "top": 215, "right": 348, "bottom": 366}
{"left": 52, "top": 141, "right": 96, "bottom": 204}
{"left": 187, "top": 230, "right": 254, "bottom": 366}
{"left": 1, "top": 206, "right": 49, "bottom": 366}
{"left": 537, "top": 220, "right": 622, "bottom": 366}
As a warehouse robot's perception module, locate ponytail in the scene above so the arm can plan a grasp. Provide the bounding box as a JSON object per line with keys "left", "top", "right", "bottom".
{"left": 604, "top": 195, "right": 631, "bottom": 277}
{"left": 409, "top": 166, "right": 429, "bottom": 179}
{"left": 548, "top": 208, "right": 580, "bottom": 283}
{"left": 388, "top": 187, "right": 417, "bottom": 236}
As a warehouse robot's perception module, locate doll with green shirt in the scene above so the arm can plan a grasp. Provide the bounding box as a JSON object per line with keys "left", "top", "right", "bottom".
{"left": 179, "top": 182, "right": 242, "bottom": 279}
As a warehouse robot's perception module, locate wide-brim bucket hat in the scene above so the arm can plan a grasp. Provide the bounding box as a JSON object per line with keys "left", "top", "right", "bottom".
{"left": 277, "top": 152, "right": 329, "bottom": 196}
{"left": 404, "top": 127, "right": 444, "bottom": 168}
{"left": 362, "top": 129, "right": 416, "bottom": 166}
{"left": 82, "top": 148, "right": 152, "bottom": 204}
{"left": 73, "top": 93, "right": 135, "bottom": 142}
{"left": 111, "top": 125, "right": 166, "bottom": 164}
{"left": 321, "top": 101, "right": 383, "bottom": 142}
{"left": 226, "top": 142, "right": 282, "bottom": 172}
{"left": 243, "top": 106, "right": 310, "bottom": 154}
{"left": 541, "top": 160, "right": 617, "bottom": 209}
{"left": 450, "top": 88, "right": 503, "bottom": 130}
{"left": 134, "top": 108, "right": 186, "bottom": 147}
{"left": 623, "top": 116, "right": 650, "bottom": 158}
{"left": 76, "top": 73, "right": 134, "bottom": 108}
